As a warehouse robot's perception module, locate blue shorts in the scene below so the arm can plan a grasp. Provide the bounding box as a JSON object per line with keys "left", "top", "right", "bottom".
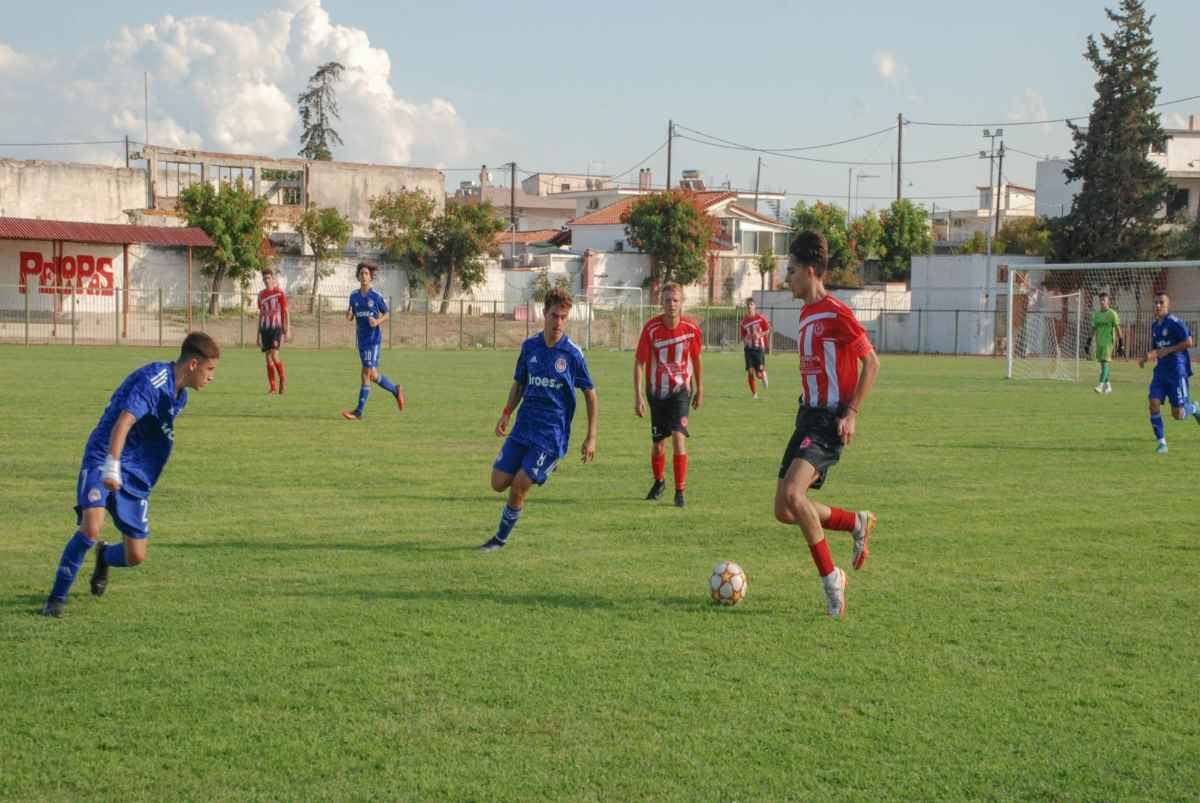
{"left": 493, "top": 438, "right": 559, "bottom": 486}
{"left": 74, "top": 466, "right": 151, "bottom": 539}
{"left": 358, "top": 342, "right": 381, "bottom": 368}
{"left": 1149, "top": 375, "right": 1191, "bottom": 409}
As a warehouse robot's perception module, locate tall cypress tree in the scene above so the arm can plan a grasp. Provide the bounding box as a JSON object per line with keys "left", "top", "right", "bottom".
{"left": 1052, "top": 0, "right": 1172, "bottom": 262}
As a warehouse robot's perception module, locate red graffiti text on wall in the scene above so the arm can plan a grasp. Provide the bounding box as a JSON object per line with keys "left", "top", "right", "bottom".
{"left": 18, "top": 251, "right": 116, "bottom": 296}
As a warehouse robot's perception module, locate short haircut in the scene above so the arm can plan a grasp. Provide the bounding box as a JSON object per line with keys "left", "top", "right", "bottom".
{"left": 261, "top": 267, "right": 274, "bottom": 276}
{"left": 1098, "top": 291, "right": 1108, "bottom": 298}
{"left": 746, "top": 297, "right": 756, "bottom": 305}
{"left": 789, "top": 231, "right": 829, "bottom": 276}
{"left": 544, "top": 286, "right": 573, "bottom": 312}
{"left": 661, "top": 282, "right": 683, "bottom": 299}
{"left": 1156, "top": 291, "right": 1170, "bottom": 300}
{"left": 180, "top": 332, "right": 220, "bottom": 362}
{"left": 356, "top": 262, "right": 375, "bottom": 279}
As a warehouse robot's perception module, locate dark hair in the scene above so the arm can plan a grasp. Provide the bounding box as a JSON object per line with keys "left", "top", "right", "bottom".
{"left": 746, "top": 297, "right": 756, "bottom": 305}
{"left": 261, "top": 267, "right": 274, "bottom": 276}
{"left": 789, "top": 231, "right": 829, "bottom": 276}
{"left": 544, "top": 286, "right": 573, "bottom": 312}
{"left": 180, "top": 332, "right": 220, "bottom": 362}
{"left": 356, "top": 262, "right": 375, "bottom": 280}
{"left": 1098, "top": 291, "right": 1109, "bottom": 298}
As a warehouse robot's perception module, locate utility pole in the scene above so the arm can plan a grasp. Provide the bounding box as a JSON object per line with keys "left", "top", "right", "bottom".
{"left": 124, "top": 135, "right": 130, "bottom": 169}
{"left": 510, "top": 162, "right": 517, "bottom": 262}
{"left": 896, "top": 113, "right": 903, "bottom": 202}
{"left": 752, "top": 156, "right": 762, "bottom": 213}
{"left": 846, "top": 167, "right": 853, "bottom": 227}
{"left": 993, "top": 143, "right": 1006, "bottom": 238}
{"left": 666, "top": 120, "right": 673, "bottom": 191}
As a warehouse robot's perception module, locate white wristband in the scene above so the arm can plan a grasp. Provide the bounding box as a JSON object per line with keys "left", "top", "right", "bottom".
{"left": 102, "top": 456, "right": 121, "bottom": 486}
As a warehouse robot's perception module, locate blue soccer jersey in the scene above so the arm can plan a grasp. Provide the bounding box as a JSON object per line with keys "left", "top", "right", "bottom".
{"left": 509, "top": 333, "right": 594, "bottom": 457}
{"left": 81, "top": 362, "right": 188, "bottom": 498}
{"left": 1151, "top": 314, "right": 1193, "bottom": 383}
{"left": 349, "top": 289, "right": 388, "bottom": 347}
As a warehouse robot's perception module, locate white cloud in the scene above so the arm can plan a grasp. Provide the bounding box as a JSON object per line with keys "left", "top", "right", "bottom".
{"left": 0, "top": 1, "right": 471, "bottom": 166}
{"left": 1008, "top": 89, "right": 1049, "bottom": 123}
{"left": 873, "top": 51, "right": 904, "bottom": 82}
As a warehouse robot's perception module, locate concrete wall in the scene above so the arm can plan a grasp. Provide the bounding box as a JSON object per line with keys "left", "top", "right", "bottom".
{"left": 571, "top": 224, "right": 632, "bottom": 253}
{"left": 0, "top": 160, "right": 147, "bottom": 223}
{"left": 306, "top": 160, "right": 444, "bottom": 237}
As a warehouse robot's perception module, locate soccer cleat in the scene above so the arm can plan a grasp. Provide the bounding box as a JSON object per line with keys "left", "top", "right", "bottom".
{"left": 1103, "top": 383, "right": 1112, "bottom": 395}
{"left": 1094, "top": 384, "right": 1104, "bottom": 394}
{"left": 394, "top": 386, "right": 405, "bottom": 412}
{"left": 341, "top": 410, "right": 362, "bottom": 421}
{"left": 90, "top": 542, "right": 110, "bottom": 597}
{"left": 1156, "top": 442, "right": 1169, "bottom": 454}
{"left": 278, "top": 375, "right": 286, "bottom": 395}
{"left": 752, "top": 393, "right": 759, "bottom": 400}
{"left": 851, "top": 511, "right": 875, "bottom": 571}
{"left": 824, "top": 567, "right": 847, "bottom": 619}
{"left": 478, "top": 536, "right": 507, "bottom": 552}
{"left": 761, "top": 372, "right": 768, "bottom": 389}
{"left": 41, "top": 597, "right": 65, "bottom": 618}
{"left": 645, "top": 479, "right": 666, "bottom": 501}
{"left": 674, "top": 490, "right": 686, "bottom": 508}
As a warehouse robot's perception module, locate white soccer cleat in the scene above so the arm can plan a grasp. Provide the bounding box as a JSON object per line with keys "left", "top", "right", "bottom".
{"left": 1094, "top": 384, "right": 1104, "bottom": 394}
{"left": 823, "top": 567, "right": 847, "bottom": 619}
{"left": 1103, "top": 382, "right": 1113, "bottom": 394}
{"left": 851, "top": 511, "right": 875, "bottom": 571}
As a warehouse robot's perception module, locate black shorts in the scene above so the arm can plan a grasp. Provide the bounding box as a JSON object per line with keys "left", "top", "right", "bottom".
{"left": 649, "top": 391, "right": 691, "bottom": 442}
{"left": 744, "top": 347, "right": 765, "bottom": 372}
{"left": 259, "top": 327, "right": 283, "bottom": 352}
{"left": 778, "top": 403, "right": 845, "bottom": 489}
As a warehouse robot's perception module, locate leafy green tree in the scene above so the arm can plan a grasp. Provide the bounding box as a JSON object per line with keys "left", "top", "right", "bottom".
{"left": 298, "top": 62, "right": 345, "bottom": 161}
{"left": 530, "top": 271, "right": 572, "bottom": 303}
{"left": 297, "top": 205, "right": 352, "bottom": 311}
{"left": 176, "top": 179, "right": 271, "bottom": 314}
{"left": 1157, "top": 217, "right": 1200, "bottom": 260}
{"left": 954, "top": 231, "right": 996, "bottom": 255}
{"left": 369, "top": 189, "right": 438, "bottom": 301}
{"left": 878, "top": 199, "right": 932, "bottom": 280}
{"left": 1051, "top": 0, "right": 1172, "bottom": 261}
{"left": 848, "top": 210, "right": 883, "bottom": 263}
{"left": 999, "top": 216, "right": 1051, "bottom": 256}
{"left": 428, "top": 200, "right": 506, "bottom": 313}
{"left": 755, "top": 244, "right": 776, "bottom": 292}
{"left": 623, "top": 191, "right": 719, "bottom": 287}
{"left": 790, "top": 201, "right": 852, "bottom": 268}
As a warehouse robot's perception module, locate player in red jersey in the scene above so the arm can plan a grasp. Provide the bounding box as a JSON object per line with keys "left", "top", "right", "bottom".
{"left": 773, "top": 231, "right": 880, "bottom": 619}
{"left": 256, "top": 268, "right": 290, "bottom": 394}
{"left": 740, "top": 297, "right": 770, "bottom": 398}
{"left": 634, "top": 282, "right": 703, "bottom": 507}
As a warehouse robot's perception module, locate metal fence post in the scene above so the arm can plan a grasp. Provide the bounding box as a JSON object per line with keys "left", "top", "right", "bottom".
{"left": 424, "top": 299, "right": 430, "bottom": 350}
{"left": 70, "top": 291, "right": 77, "bottom": 346}
{"left": 239, "top": 292, "right": 246, "bottom": 349}
{"left": 917, "top": 309, "right": 923, "bottom": 355}
{"left": 954, "top": 309, "right": 960, "bottom": 355}
{"left": 24, "top": 288, "right": 30, "bottom": 346}
{"left": 617, "top": 308, "right": 624, "bottom": 351}
{"left": 493, "top": 300, "right": 498, "bottom": 349}
{"left": 586, "top": 300, "right": 592, "bottom": 351}
{"left": 316, "top": 295, "right": 322, "bottom": 350}
{"left": 200, "top": 291, "right": 206, "bottom": 332}
{"left": 158, "top": 288, "right": 164, "bottom": 347}
{"left": 525, "top": 302, "right": 530, "bottom": 339}
{"left": 704, "top": 305, "right": 711, "bottom": 347}
{"left": 389, "top": 296, "right": 394, "bottom": 348}
{"left": 458, "top": 300, "right": 464, "bottom": 350}
{"left": 768, "top": 306, "right": 775, "bottom": 352}
{"left": 114, "top": 288, "right": 120, "bottom": 345}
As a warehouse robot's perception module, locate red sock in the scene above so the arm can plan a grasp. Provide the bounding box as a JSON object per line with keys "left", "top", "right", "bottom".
{"left": 748, "top": 375, "right": 757, "bottom": 394}
{"left": 275, "top": 361, "right": 285, "bottom": 382}
{"left": 651, "top": 453, "right": 666, "bottom": 482}
{"left": 809, "top": 538, "right": 835, "bottom": 577}
{"left": 823, "top": 507, "right": 855, "bottom": 532}
{"left": 672, "top": 453, "right": 688, "bottom": 491}
{"left": 266, "top": 363, "right": 277, "bottom": 390}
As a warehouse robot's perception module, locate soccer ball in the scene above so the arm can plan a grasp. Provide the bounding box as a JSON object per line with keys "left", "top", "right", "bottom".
{"left": 709, "top": 561, "right": 748, "bottom": 605}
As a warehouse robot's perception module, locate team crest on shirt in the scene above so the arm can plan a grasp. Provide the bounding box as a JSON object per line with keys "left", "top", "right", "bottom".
{"left": 88, "top": 488, "right": 101, "bottom": 503}
{"left": 813, "top": 323, "right": 825, "bottom": 336}
{"left": 555, "top": 357, "right": 567, "bottom": 374}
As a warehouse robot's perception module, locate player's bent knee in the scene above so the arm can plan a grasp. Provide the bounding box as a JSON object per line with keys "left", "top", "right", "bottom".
{"left": 125, "top": 541, "right": 147, "bottom": 566}
{"left": 490, "top": 472, "right": 512, "bottom": 493}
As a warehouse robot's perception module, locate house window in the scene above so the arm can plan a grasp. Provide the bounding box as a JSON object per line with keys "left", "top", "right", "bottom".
{"left": 997, "top": 266, "right": 1009, "bottom": 284}
{"left": 741, "top": 230, "right": 757, "bottom": 254}
{"left": 159, "top": 161, "right": 201, "bottom": 198}
{"left": 587, "top": 199, "right": 600, "bottom": 210}
{"left": 774, "top": 232, "right": 790, "bottom": 255}
{"left": 561, "top": 183, "right": 571, "bottom": 192}
{"left": 614, "top": 240, "right": 624, "bottom": 252}
{"left": 215, "top": 165, "right": 254, "bottom": 188}
{"left": 262, "top": 168, "right": 304, "bottom": 205}
{"left": 1167, "top": 188, "right": 1190, "bottom": 219}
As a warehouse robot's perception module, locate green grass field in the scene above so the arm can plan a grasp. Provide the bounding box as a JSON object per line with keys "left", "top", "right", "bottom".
{"left": 2, "top": 345, "right": 1198, "bottom": 801}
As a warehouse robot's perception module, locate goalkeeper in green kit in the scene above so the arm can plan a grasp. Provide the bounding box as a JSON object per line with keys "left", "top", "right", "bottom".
{"left": 1091, "top": 292, "right": 1121, "bottom": 394}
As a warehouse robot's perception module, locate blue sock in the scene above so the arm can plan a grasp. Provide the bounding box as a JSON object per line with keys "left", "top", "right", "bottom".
{"left": 1151, "top": 413, "right": 1164, "bottom": 441}
{"left": 49, "top": 531, "right": 95, "bottom": 600}
{"left": 495, "top": 504, "right": 523, "bottom": 543}
{"left": 375, "top": 374, "right": 398, "bottom": 396}
{"left": 355, "top": 384, "right": 370, "bottom": 415}
{"left": 102, "top": 541, "right": 129, "bottom": 568}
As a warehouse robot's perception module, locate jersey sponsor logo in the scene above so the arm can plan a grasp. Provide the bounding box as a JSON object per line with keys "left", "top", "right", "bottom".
{"left": 529, "top": 375, "right": 564, "bottom": 389}
{"left": 555, "top": 357, "right": 567, "bottom": 373}
{"left": 87, "top": 488, "right": 101, "bottom": 503}
{"left": 161, "top": 421, "right": 175, "bottom": 442}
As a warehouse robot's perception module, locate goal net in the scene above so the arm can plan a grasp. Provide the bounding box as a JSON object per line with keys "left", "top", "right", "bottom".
{"left": 1006, "top": 260, "right": 1200, "bottom": 380}
{"left": 586, "top": 285, "right": 644, "bottom": 350}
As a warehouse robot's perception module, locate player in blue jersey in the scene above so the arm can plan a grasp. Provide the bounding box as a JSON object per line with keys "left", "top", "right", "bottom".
{"left": 40, "top": 333, "right": 220, "bottom": 618}
{"left": 480, "top": 287, "right": 598, "bottom": 551}
{"left": 342, "top": 262, "right": 405, "bottom": 420}
{"left": 1139, "top": 292, "right": 1200, "bottom": 454}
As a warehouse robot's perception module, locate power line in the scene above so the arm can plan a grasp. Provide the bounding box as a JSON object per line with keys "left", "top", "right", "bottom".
{"left": 609, "top": 138, "right": 669, "bottom": 181}
{"left": 674, "top": 122, "right": 897, "bottom": 153}
{"left": 907, "top": 92, "right": 1200, "bottom": 128}
{"left": 675, "top": 133, "right": 979, "bottom": 166}
{"left": 0, "top": 139, "right": 126, "bottom": 147}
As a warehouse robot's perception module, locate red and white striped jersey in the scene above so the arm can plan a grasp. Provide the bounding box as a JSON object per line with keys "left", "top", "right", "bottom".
{"left": 258, "top": 287, "right": 288, "bottom": 329}
{"left": 796, "top": 295, "right": 872, "bottom": 410}
{"left": 740, "top": 313, "right": 770, "bottom": 349}
{"left": 636, "top": 314, "right": 703, "bottom": 399}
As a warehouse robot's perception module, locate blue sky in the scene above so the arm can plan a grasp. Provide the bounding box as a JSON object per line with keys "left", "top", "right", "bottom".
{"left": 2, "top": 0, "right": 1198, "bottom": 212}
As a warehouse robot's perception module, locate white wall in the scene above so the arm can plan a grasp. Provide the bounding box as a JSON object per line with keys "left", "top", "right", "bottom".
{"left": 0, "top": 160, "right": 147, "bottom": 223}
{"left": 570, "top": 224, "right": 632, "bottom": 253}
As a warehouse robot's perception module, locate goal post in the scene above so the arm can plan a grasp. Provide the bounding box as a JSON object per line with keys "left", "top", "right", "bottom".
{"left": 587, "top": 285, "right": 644, "bottom": 351}
{"left": 1005, "top": 260, "right": 1200, "bottom": 380}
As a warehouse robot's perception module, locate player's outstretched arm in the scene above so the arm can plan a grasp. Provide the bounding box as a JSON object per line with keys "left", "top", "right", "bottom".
{"left": 581, "top": 388, "right": 597, "bottom": 462}
{"left": 103, "top": 411, "right": 137, "bottom": 490}
{"left": 496, "top": 382, "right": 524, "bottom": 436}
{"left": 838, "top": 348, "right": 880, "bottom": 446}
